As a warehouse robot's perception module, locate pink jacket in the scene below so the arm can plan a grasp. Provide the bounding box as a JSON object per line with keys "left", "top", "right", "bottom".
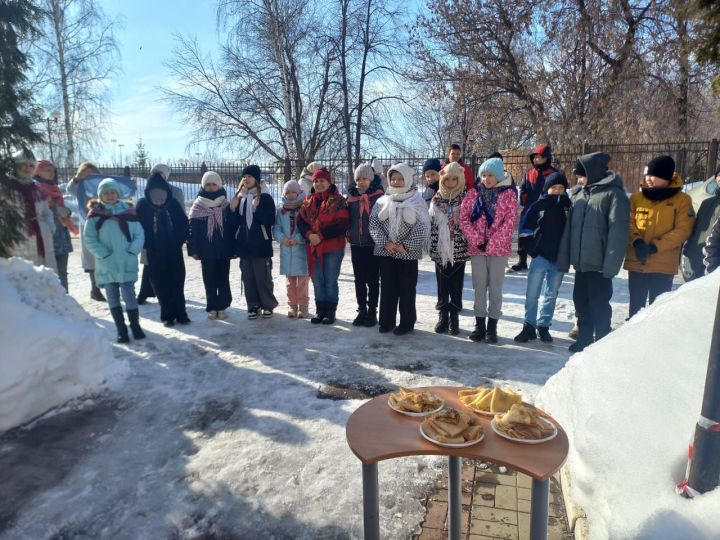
{"left": 460, "top": 184, "right": 518, "bottom": 257}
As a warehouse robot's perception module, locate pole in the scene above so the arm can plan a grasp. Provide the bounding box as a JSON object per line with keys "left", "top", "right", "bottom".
{"left": 707, "top": 139, "right": 718, "bottom": 180}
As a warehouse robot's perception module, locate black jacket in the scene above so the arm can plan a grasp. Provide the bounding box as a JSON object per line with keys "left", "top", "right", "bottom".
{"left": 187, "top": 189, "right": 235, "bottom": 260}
{"left": 229, "top": 191, "right": 276, "bottom": 258}
{"left": 519, "top": 194, "right": 571, "bottom": 263}
{"left": 136, "top": 173, "right": 189, "bottom": 254}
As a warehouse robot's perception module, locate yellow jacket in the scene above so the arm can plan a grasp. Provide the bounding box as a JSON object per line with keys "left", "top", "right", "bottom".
{"left": 624, "top": 172, "right": 695, "bottom": 275}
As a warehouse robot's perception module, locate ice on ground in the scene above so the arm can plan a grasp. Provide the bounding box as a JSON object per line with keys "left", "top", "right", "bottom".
{"left": 537, "top": 270, "right": 720, "bottom": 540}
{"left": 0, "top": 258, "right": 123, "bottom": 433}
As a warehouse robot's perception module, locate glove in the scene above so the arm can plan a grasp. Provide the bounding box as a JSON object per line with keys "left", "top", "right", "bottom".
{"left": 648, "top": 243, "right": 658, "bottom": 255}
{"left": 633, "top": 240, "right": 650, "bottom": 264}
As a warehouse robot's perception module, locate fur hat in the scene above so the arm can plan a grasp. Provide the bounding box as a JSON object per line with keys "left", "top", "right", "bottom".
{"left": 150, "top": 163, "right": 171, "bottom": 181}
{"left": 543, "top": 171, "right": 569, "bottom": 192}
{"left": 241, "top": 164, "right": 262, "bottom": 182}
{"left": 97, "top": 178, "right": 121, "bottom": 197}
{"left": 422, "top": 158, "right": 442, "bottom": 174}
{"left": 201, "top": 171, "right": 222, "bottom": 188}
{"left": 645, "top": 155, "right": 675, "bottom": 182}
{"left": 439, "top": 162, "right": 466, "bottom": 199}
{"left": 478, "top": 157, "right": 505, "bottom": 182}
{"left": 283, "top": 180, "right": 302, "bottom": 194}
{"left": 312, "top": 167, "right": 332, "bottom": 183}
{"left": 386, "top": 162, "right": 415, "bottom": 194}
{"left": 354, "top": 163, "right": 374, "bottom": 181}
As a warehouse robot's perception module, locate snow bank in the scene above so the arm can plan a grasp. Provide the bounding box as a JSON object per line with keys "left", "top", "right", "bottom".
{"left": 0, "top": 258, "right": 122, "bottom": 433}
{"left": 537, "top": 270, "right": 720, "bottom": 539}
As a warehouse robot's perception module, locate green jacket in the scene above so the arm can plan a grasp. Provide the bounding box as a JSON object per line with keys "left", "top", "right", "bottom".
{"left": 557, "top": 153, "right": 630, "bottom": 277}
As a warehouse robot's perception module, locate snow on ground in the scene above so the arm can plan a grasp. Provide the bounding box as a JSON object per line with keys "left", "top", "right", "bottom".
{"left": 0, "top": 258, "right": 123, "bottom": 433}
{"left": 537, "top": 270, "right": 720, "bottom": 540}
{"left": 0, "top": 241, "right": 654, "bottom": 539}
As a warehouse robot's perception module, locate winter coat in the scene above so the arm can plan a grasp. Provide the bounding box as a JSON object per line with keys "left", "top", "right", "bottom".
{"left": 369, "top": 186, "right": 430, "bottom": 260}
{"left": 705, "top": 214, "right": 720, "bottom": 273}
{"left": 459, "top": 176, "right": 518, "bottom": 257}
{"left": 34, "top": 177, "right": 74, "bottom": 257}
{"left": 346, "top": 176, "right": 384, "bottom": 246}
{"left": 297, "top": 184, "right": 349, "bottom": 274}
{"left": 684, "top": 187, "right": 720, "bottom": 279}
{"left": 187, "top": 189, "right": 234, "bottom": 261}
{"left": 429, "top": 190, "right": 469, "bottom": 265}
{"left": 83, "top": 200, "right": 144, "bottom": 286}
{"left": 518, "top": 194, "right": 571, "bottom": 263}
{"left": 520, "top": 145, "right": 557, "bottom": 210}
{"left": 623, "top": 173, "right": 695, "bottom": 275}
{"left": 228, "top": 187, "right": 276, "bottom": 259}
{"left": 136, "top": 175, "right": 189, "bottom": 257}
{"left": 273, "top": 206, "right": 309, "bottom": 276}
{"left": 557, "top": 153, "right": 630, "bottom": 277}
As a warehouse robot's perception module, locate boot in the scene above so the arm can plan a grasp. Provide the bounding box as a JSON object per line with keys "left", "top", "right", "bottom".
{"left": 353, "top": 305, "right": 367, "bottom": 326}
{"left": 514, "top": 322, "right": 537, "bottom": 343}
{"left": 89, "top": 271, "right": 106, "bottom": 301}
{"left": 311, "top": 301, "right": 326, "bottom": 324}
{"left": 569, "top": 339, "right": 592, "bottom": 353}
{"left": 110, "top": 306, "right": 129, "bottom": 343}
{"left": 126, "top": 309, "right": 146, "bottom": 339}
{"left": 485, "top": 318, "right": 498, "bottom": 344}
{"left": 568, "top": 319, "right": 580, "bottom": 340}
{"left": 538, "top": 326, "right": 553, "bottom": 343}
{"left": 364, "top": 306, "right": 378, "bottom": 327}
{"left": 287, "top": 305, "right": 298, "bottom": 318}
{"left": 434, "top": 310, "right": 449, "bottom": 334}
{"left": 449, "top": 310, "right": 460, "bottom": 336}
{"left": 469, "top": 317, "right": 486, "bottom": 342}
{"left": 298, "top": 304, "right": 309, "bottom": 319}
{"left": 509, "top": 253, "right": 528, "bottom": 273}
{"left": 322, "top": 303, "right": 337, "bottom": 325}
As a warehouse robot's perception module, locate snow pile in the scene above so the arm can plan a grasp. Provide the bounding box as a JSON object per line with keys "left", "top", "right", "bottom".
{"left": 537, "top": 270, "right": 720, "bottom": 539}
{"left": 0, "top": 257, "right": 121, "bottom": 433}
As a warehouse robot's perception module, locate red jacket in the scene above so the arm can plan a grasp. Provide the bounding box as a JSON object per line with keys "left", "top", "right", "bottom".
{"left": 297, "top": 185, "right": 350, "bottom": 275}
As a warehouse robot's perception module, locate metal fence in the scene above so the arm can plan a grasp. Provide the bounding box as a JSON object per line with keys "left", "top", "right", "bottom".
{"left": 55, "top": 139, "right": 719, "bottom": 202}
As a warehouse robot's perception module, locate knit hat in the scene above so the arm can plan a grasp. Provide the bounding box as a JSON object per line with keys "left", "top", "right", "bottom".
{"left": 422, "top": 158, "right": 442, "bottom": 174}
{"left": 34, "top": 160, "right": 55, "bottom": 176}
{"left": 478, "top": 157, "right": 505, "bottom": 182}
{"left": 439, "top": 162, "right": 465, "bottom": 199}
{"left": 241, "top": 164, "right": 262, "bottom": 182}
{"left": 283, "top": 180, "right": 302, "bottom": 194}
{"left": 354, "top": 163, "right": 374, "bottom": 181}
{"left": 312, "top": 167, "right": 332, "bottom": 183}
{"left": 97, "top": 178, "right": 121, "bottom": 197}
{"left": 386, "top": 162, "right": 415, "bottom": 194}
{"left": 150, "top": 163, "right": 171, "bottom": 181}
{"left": 645, "top": 155, "right": 675, "bottom": 182}
{"left": 543, "top": 171, "right": 569, "bottom": 192}
{"left": 201, "top": 171, "right": 222, "bottom": 188}
{"left": 573, "top": 160, "right": 586, "bottom": 177}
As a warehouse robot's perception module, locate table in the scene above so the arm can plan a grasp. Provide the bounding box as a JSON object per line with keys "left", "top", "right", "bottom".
{"left": 345, "top": 386, "right": 569, "bottom": 540}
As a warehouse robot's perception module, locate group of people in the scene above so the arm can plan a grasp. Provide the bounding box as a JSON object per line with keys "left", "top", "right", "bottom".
{"left": 5, "top": 144, "right": 720, "bottom": 352}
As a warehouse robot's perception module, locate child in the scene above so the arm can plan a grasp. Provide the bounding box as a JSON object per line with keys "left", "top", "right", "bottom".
{"left": 228, "top": 165, "right": 278, "bottom": 319}
{"left": 347, "top": 163, "right": 384, "bottom": 326}
{"left": 84, "top": 178, "right": 145, "bottom": 343}
{"left": 429, "top": 162, "right": 469, "bottom": 335}
{"left": 274, "top": 180, "right": 310, "bottom": 319}
{"left": 460, "top": 157, "right": 518, "bottom": 343}
{"left": 188, "top": 171, "right": 234, "bottom": 320}
{"left": 514, "top": 172, "right": 571, "bottom": 343}
{"left": 422, "top": 158, "right": 442, "bottom": 202}
{"left": 137, "top": 173, "right": 190, "bottom": 327}
{"left": 369, "top": 163, "right": 430, "bottom": 335}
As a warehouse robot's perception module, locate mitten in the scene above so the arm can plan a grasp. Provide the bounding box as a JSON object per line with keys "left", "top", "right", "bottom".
{"left": 633, "top": 239, "right": 650, "bottom": 264}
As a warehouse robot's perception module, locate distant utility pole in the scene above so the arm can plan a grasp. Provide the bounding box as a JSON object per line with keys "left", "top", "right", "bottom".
{"left": 118, "top": 143, "right": 125, "bottom": 165}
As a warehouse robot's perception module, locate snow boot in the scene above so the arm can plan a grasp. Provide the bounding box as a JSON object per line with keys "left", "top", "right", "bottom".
{"left": 434, "top": 309, "right": 449, "bottom": 334}
{"left": 569, "top": 338, "right": 592, "bottom": 353}
{"left": 311, "top": 301, "right": 326, "bottom": 324}
{"left": 469, "top": 317, "right": 486, "bottom": 342}
{"left": 353, "top": 305, "right": 367, "bottom": 326}
{"left": 110, "top": 306, "right": 129, "bottom": 344}
{"left": 208, "top": 310, "right": 218, "bottom": 320}
{"left": 364, "top": 306, "right": 378, "bottom": 327}
{"left": 90, "top": 271, "right": 106, "bottom": 301}
{"left": 287, "top": 305, "right": 298, "bottom": 318}
{"left": 298, "top": 305, "right": 309, "bottom": 319}
{"left": 514, "top": 322, "right": 537, "bottom": 343}
{"left": 216, "top": 310, "right": 228, "bottom": 320}
{"left": 127, "top": 309, "right": 146, "bottom": 339}
{"left": 568, "top": 318, "right": 579, "bottom": 339}
{"left": 322, "top": 303, "right": 337, "bottom": 325}
{"left": 538, "top": 326, "right": 553, "bottom": 343}
{"left": 449, "top": 310, "right": 460, "bottom": 336}
{"left": 485, "top": 318, "right": 499, "bottom": 344}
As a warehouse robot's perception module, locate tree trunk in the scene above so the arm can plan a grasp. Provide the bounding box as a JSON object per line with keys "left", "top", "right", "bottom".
{"left": 339, "top": 0, "right": 354, "bottom": 182}
{"left": 50, "top": 0, "right": 75, "bottom": 167}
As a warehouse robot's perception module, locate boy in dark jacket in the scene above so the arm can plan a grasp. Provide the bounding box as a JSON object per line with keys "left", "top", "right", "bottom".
{"left": 515, "top": 172, "right": 571, "bottom": 343}
{"left": 705, "top": 214, "right": 720, "bottom": 274}
{"left": 136, "top": 172, "right": 190, "bottom": 327}
{"left": 685, "top": 167, "right": 720, "bottom": 279}
{"left": 228, "top": 164, "right": 278, "bottom": 319}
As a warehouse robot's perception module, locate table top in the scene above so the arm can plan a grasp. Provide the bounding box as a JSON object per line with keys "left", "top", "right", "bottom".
{"left": 345, "top": 386, "right": 569, "bottom": 481}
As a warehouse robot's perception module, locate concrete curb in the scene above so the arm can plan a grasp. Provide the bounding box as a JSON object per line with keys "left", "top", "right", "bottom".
{"left": 560, "top": 466, "right": 589, "bottom": 540}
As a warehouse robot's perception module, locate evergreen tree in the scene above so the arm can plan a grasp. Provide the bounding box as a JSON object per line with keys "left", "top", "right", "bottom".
{"left": 693, "top": 0, "right": 720, "bottom": 92}
{"left": 134, "top": 138, "right": 150, "bottom": 171}
{"left": 0, "top": 0, "right": 41, "bottom": 257}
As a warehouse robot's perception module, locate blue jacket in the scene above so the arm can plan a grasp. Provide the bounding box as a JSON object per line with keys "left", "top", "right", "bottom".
{"left": 83, "top": 200, "right": 144, "bottom": 286}
{"left": 273, "top": 206, "right": 308, "bottom": 276}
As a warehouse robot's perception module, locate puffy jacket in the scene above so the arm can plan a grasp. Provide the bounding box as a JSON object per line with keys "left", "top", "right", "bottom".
{"left": 228, "top": 188, "right": 276, "bottom": 259}
{"left": 273, "top": 206, "right": 308, "bottom": 276}
{"left": 705, "top": 214, "right": 720, "bottom": 273}
{"left": 520, "top": 144, "right": 557, "bottom": 209}
{"left": 557, "top": 152, "right": 630, "bottom": 277}
{"left": 624, "top": 173, "right": 695, "bottom": 275}
{"left": 518, "top": 194, "right": 571, "bottom": 263}
{"left": 684, "top": 186, "right": 720, "bottom": 279}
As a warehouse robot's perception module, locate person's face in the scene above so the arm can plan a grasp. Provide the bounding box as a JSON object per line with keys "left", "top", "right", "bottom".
{"left": 286, "top": 191, "right": 299, "bottom": 200}
{"left": 204, "top": 183, "right": 220, "bottom": 193}
{"left": 645, "top": 175, "right": 670, "bottom": 189}
{"left": 442, "top": 174, "right": 460, "bottom": 190}
{"left": 576, "top": 175, "right": 587, "bottom": 186}
{"left": 101, "top": 189, "right": 119, "bottom": 204}
{"left": 424, "top": 170, "right": 439, "bottom": 184}
{"left": 36, "top": 166, "right": 55, "bottom": 181}
{"left": 313, "top": 178, "right": 330, "bottom": 193}
{"left": 356, "top": 177, "right": 371, "bottom": 191}
{"left": 533, "top": 155, "right": 548, "bottom": 166}
{"left": 481, "top": 172, "right": 498, "bottom": 188}
{"left": 547, "top": 184, "right": 566, "bottom": 196}
{"left": 448, "top": 148, "right": 462, "bottom": 162}
{"left": 18, "top": 162, "right": 34, "bottom": 177}
{"left": 242, "top": 174, "right": 257, "bottom": 188}
{"left": 389, "top": 171, "right": 406, "bottom": 187}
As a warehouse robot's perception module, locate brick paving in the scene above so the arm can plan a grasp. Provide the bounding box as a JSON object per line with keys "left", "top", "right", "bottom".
{"left": 414, "top": 461, "right": 572, "bottom": 540}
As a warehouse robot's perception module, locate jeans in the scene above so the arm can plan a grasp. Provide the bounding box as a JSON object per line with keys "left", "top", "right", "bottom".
{"left": 311, "top": 248, "right": 345, "bottom": 304}
{"left": 524, "top": 256, "right": 564, "bottom": 327}
{"left": 105, "top": 282, "right": 138, "bottom": 310}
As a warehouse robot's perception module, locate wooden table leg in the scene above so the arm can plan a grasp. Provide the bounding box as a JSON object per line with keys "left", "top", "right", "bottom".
{"left": 448, "top": 456, "right": 462, "bottom": 540}
{"left": 530, "top": 478, "right": 549, "bottom": 540}
{"left": 362, "top": 462, "right": 380, "bottom": 540}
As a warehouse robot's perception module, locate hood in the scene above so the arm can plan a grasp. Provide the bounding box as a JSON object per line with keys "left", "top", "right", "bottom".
{"left": 577, "top": 152, "right": 612, "bottom": 184}
{"left": 529, "top": 144, "right": 552, "bottom": 165}
{"left": 386, "top": 162, "right": 416, "bottom": 194}
{"left": 144, "top": 172, "right": 173, "bottom": 199}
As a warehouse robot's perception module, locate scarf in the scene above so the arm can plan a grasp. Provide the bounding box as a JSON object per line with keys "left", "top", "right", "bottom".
{"left": 87, "top": 203, "right": 139, "bottom": 242}
{"left": 190, "top": 188, "right": 228, "bottom": 241}
{"left": 347, "top": 180, "right": 383, "bottom": 241}
{"left": 10, "top": 175, "right": 44, "bottom": 256}
{"left": 299, "top": 185, "right": 346, "bottom": 226}
{"left": 430, "top": 191, "right": 464, "bottom": 266}
{"left": 282, "top": 190, "right": 306, "bottom": 210}
{"left": 641, "top": 186, "right": 682, "bottom": 202}
{"left": 470, "top": 184, "right": 515, "bottom": 225}
{"left": 238, "top": 182, "right": 268, "bottom": 230}
{"left": 151, "top": 204, "right": 173, "bottom": 242}
{"left": 34, "top": 177, "right": 65, "bottom": 207}
{"left": 377, "top": 185, "right": 431, "bottom": 247}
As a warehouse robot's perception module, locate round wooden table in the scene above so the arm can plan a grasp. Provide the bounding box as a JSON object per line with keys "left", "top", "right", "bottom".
{"left": 345, "top": 386, "right": 569, "bottom": 540}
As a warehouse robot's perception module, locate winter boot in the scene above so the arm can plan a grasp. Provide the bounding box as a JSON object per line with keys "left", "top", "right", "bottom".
{"left": 434, "top": 310, "right": 449, "bottom": 334}
{"left": 449, "top": 310, "right": 460, "bottom": 336}
{"left": 568, "top": 321, "right": 579, "bottom": 339}
{"left": 514, "top": 323, "right": 537, "bottom": 343}
{"left": 353, "top": 305, "right": 367, "bottom": 326}
{"left": 287, "top": 305, "right": 298, "bottom": 318}
{"left": 298, "top": 305, "right": 309, "bottom": 319}
{"left": 127, "top": 309, "right": 146, "bottom": 339}
{"left": 469, "top": 317, "right": 486, "bottom": 342}
{"left": 538, "top": 326, "right": 553, "bottom": 343}
{"left": 90, "top": 271, "right": 106, "bottom": 301}
{"left": 311, "top": 301, "right": 326, "bottom": 324}
{"left": 509, "top": 253, "right": 528, "bottom": 273}
{"left": 110, "top": 306, "right": 129, "bottom": 344}
{"left": 322, "top": 303, "right": 337, "bottom": 325}
{"left": 364, "top": 306, "right": 378, "bottom": 327}
{"left": 485, "top": 318, "right": 499, "bottom": 344}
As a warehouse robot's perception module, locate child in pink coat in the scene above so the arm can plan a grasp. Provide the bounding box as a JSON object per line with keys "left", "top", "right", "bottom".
{"left": 460, "top": 157, "right": 518, "bottom": 343}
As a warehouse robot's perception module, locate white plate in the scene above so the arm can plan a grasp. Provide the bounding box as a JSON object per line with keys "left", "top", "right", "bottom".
{"left": 419, "top": 423, "right": 485, "bottom": 448}
{"left": 490, "top": 418, "right": 558, "bottom": 444}
{"left": 387, "top": 395, "right": 444, "bottom": 417}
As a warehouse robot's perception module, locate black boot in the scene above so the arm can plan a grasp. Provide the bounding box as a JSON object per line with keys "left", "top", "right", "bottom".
{"left": 322, "top": 303, "right": 337, "bottom": 324}
{"left": 364, "top": 306, "right": 378, "bottom": 327}
{"left": 469, "top": 317, "right": 486, "bottom": 342}
{"left": 485, "top": 318, "right": 499, "bottom": 344}
{"left": 449, "top": 310, "right": 460, "bottom": 336}
{"left": 538, "top": 326, "right": 553, "bottom": 343}
{"left": 311, "top": 301, "right": 326, "bottom": 324}
{"left": 353, "top": 305, "right": 367, "bottom": 326}
{"left": 126, "top": 309, "right": 146, "bottom": 339}
{"left": 510, "top": 252, "right": 528, "bottom": 272}
{"left": 434, "top": 310, "right": 449, "bottom": 334}
{"left": 514, "top": 322, "right": 537, "bottom": 343}
{"left": 90, "top": 271, "right": 106, "bottom": 302}
{"left": 110, "top": 306, "right": 129, "bottom": 343}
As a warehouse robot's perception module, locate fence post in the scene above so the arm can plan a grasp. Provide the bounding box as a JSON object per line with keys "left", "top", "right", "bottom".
{"left": 123, "top": 165, "right": 131, "bottom": 178}
{"left": 707, "top": 139, "right": 718, "bottom": 179}
{"left": 284, "top": 158, "right": 291, "bottom": 183}
{"left": 471, "top": 154, "right": 478, "bottom": 179}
